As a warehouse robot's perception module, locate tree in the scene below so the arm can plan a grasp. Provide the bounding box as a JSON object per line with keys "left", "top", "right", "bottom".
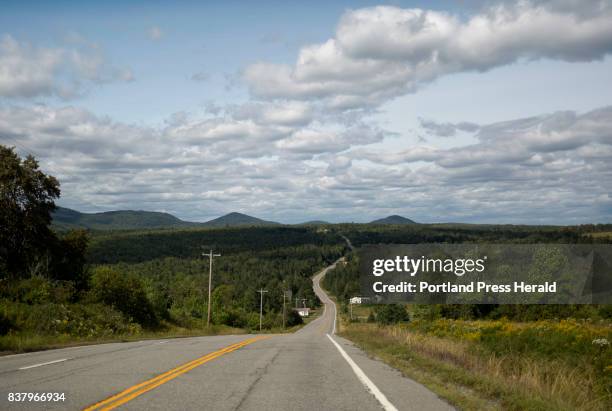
{"left": 0, "top": 145, "right": 60, "bottom": 278}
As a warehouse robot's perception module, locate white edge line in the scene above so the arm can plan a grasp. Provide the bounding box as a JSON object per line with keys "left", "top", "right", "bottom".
{"left": 19, "top": 358, "right": 70, "bottom": 370}
{"left": 326, "top": 335, "right": 398, "bottom": 411}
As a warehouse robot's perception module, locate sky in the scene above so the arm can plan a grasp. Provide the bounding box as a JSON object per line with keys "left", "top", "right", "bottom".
{"left": 1, "top": 0, "right": 611, "bottom": 224}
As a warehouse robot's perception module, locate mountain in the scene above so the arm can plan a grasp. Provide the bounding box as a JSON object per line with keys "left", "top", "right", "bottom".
{"left": 52, "top": 207, "right": 196, "bottom": 230}
{"left": 369, "top": 215, "right": 417, "bottom": 225}
{"left": 53, "top": 208, "right": 280, "bottom": 230}
{"left": 297, "top": 220, "right": 331, "bottom": 226}
{"left": 202, "top": 212, "right": 279, "bottom": 227}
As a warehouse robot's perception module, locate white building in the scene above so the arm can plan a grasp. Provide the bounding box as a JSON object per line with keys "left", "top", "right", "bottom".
{"left": 295, "top": 307, "right": 310, "bottom": 317}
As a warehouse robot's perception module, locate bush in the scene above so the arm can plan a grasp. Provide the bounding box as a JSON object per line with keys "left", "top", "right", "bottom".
{"left": 0, "top": 300, "right": 139, "bottom": 338}
{"left": 286, "top": 309, "right": 303, "bottom": 327}
{"left": 9, "top": 276, "right": 53, "bottom": 304}
{"left": 376, "top": 304, "right": 410, "bottom": 325}
{"left": 0, "top": 310, "right": 13, "bottom": 335}
{"left": 90, "top": 267, "right": 158, "bottom": 328}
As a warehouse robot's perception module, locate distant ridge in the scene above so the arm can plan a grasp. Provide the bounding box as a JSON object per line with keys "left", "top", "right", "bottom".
{"left": 202, "top": 212, "right": 279, "bottom": 227}
{"left": 52, "top": 207, "right": 195, "bottom": 230}
{"left": 297, "top": 220, "right": 330, "bottom": 226}
{"left": 369, "top": 215, "right": 417, "bottom": 225}
{"left": 53, "top": 207, "right": 417, "bottom": 230}
{"left": 53, "top": 208, "right": 281, "bottom": 230}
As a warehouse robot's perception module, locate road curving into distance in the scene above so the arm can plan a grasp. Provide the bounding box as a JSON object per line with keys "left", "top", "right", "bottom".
{"left": 0, "top": 258, "right": 453, "bottom": 410}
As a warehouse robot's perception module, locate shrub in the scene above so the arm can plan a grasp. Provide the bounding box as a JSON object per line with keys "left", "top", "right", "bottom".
{"left": 0, "top": 310, "right": 13, "bottom": 335}
{"left": 90, "top": 267, "right": 158, "bottom": 328}
{"left": 286, "top": 309, "right": 303, "bottom": 327}
{"left": 0, "top": 300, "right": 139, "bottom": 338}
{"left": 376, "top": 304, "right": 410, "bottom": 325}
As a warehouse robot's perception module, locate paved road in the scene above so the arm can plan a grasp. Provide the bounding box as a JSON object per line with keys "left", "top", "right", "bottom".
{"left": 0, "top": 259, "right": 452, "bottom": 410}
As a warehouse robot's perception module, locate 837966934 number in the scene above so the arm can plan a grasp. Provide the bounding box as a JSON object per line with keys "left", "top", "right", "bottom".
{"left": 7, "top": 392, "right": 65, "bottom": 402}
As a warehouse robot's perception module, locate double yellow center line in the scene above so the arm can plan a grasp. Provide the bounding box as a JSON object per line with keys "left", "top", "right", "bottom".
{"left": 84, "top": 335, "right": 269, "bottom": 411}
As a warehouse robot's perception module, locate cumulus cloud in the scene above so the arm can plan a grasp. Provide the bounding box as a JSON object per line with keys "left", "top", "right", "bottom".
{"left": 2, "top": 2, "right": 611, "bottom": 224}
{"left": 1, "top": 103, "right": 610, "bottom": 223}
{"left": 0, "top": 35, "right": 133, "bottom": 99}
{"left": 337, "top": 106, "right": 612, "bottom": 222}
{"left": 359, "top": 106, "right": 612, "bottom": 167}
{"left": 244, "top": 1, "right": 612, "bottom": 109}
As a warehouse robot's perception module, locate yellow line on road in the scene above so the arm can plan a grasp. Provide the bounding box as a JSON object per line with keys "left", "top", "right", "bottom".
{"left": 83, "top": 336, "right": 269, "bottom": 411}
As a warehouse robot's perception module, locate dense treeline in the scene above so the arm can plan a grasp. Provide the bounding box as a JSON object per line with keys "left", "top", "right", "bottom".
{"left": 323, "top": 224, "right": 612, "bottom": 322}
{"left": 82, "top": 226, "right": 346, "bottom": 331}
{"left": 1, "top": 146, "right": 347, "bottom": 350}
{"left": 2, "top": 224, "right": 345, "bottom": 339}
{"left": 86, "top": 226, "right": 341, "bottom": 264}
{"left": 102, "top": 242, "right": 344, "bottom": 329}
{"left": 336, "top": 223, "right": 608, "bottom": 247}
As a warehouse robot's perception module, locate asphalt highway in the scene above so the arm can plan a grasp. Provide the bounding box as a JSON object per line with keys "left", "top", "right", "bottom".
{"left": 0, "top": 259, "right": 453, "bottom": 410}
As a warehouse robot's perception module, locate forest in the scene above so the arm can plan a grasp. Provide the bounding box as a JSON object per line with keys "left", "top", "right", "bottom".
{"left": 2, "top": 142, "right": 611, "bottom": 358}
{"left": 325, "top": 223, "right": 612, "bottom": 320}
{"left": 0, "top": 145, "right": 346, "bottom": 351}
{"left": 323, "top": 224, "right": 612, "bottom": 410}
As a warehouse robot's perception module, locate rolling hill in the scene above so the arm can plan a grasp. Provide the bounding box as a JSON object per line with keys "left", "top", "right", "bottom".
{"left": 53, "top": 207, "right": 418, "bottom": 230}
{"left": 53, "top": 208, "right": 280, "bottom": 230}
{"left": 369, "top": 215, "right": 417, "bottom": 225}
{"left": 52, "top": 207, "right": 196, "bottom": 230}
{"left": 297, "top": 220, "right": 331, "bottom": 226}
{"left": 202, "top": 212, "right": 279, "bottom": 227}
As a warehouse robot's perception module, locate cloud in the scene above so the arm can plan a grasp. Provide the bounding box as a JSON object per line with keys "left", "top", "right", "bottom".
{"left": 2, "top": 102, "right": 610, "bottom": 223}
{"left": 226, "top": 101, "right": 314, "bottom": 126}
{"left": 276, "top": 129, "right": 346, "bottom": 154}
{"left": 419, "top": 118, "right": 480, "bottom": 137}
{"left": 0, "top": 35, "right": 133, "bottom": 99}
{"left": 148, "top": 26, "right": 163, "bottom": 41}
{"left": 1, "top": 2, "right": 611, "bottom": 224}
{"left": 244, "top": 1, "right": 612, "bottom": 109}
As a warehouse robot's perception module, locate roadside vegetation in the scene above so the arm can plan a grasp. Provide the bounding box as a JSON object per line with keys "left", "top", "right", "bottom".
{"left": 341, "top": 317, "right": 611, "bottom": 411}
{"left": 0, "top": 145, "right": 342, "bottom": 353}
{"left": 324, "top": 229, "right": 612, "bottom": 410}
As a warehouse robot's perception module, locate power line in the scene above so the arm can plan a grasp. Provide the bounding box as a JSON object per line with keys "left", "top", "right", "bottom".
{"left": 202, "top": 250, "right": 221, "bottom": 327}
{"left": 257, "top": 289, "right": 268, "bottom": 332}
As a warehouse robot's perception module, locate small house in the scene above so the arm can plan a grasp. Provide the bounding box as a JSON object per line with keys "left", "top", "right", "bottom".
{"left": 295, "top": 307, "right": 310, "bottom": 317}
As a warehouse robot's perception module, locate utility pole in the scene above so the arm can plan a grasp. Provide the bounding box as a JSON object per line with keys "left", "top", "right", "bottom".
{"left": 282, "top": 291, "right": 287, "bottom": 329}
{"left": 349, "top": 299, "right": 353, "bottom": 321}
{"left": 258, "top": 289, "right": 268, "bottom": 331}
{"left": 203, "top": 250, "right": 221, "bottom": 327}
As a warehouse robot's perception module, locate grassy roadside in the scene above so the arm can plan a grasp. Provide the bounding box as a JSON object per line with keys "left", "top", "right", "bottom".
{"left": 0, "top": 325, "right": 243, "bottom": 355}
{"left": 0, "top": 306, "right": 322, "bottom": 356}
{"left": 339, "top": 318, "right": 611, "bottom": 411}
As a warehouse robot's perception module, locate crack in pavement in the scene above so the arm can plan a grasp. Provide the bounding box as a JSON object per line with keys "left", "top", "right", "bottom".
{"left": 233, "top": 348, "right": 281, "bottom": 411}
